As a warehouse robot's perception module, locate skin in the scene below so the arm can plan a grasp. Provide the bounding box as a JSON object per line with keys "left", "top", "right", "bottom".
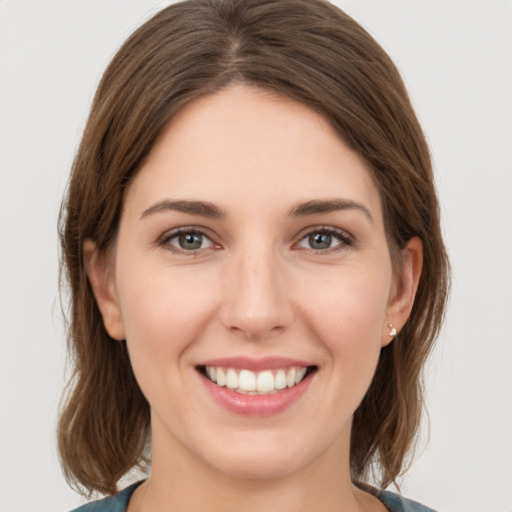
{"left": 85, "top": 84, "right": 422, "bottom": 512}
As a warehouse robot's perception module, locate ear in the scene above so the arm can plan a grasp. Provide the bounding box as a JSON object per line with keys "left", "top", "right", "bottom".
{"left": 83, "top": 239, "right": 125, "bottom": 340}
{"left": 382, "top": 236, "right": 423, "bottom": 346}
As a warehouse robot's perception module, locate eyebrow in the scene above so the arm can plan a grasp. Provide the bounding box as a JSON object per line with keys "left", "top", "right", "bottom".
{"left": 288, "top": 199, "right": 373, "bottom": 223}
{"left": 140, "top": 198, "right": 373, "bottom": 223}
{"left": 141, "top": 200, "right": 226, "bottom": 220}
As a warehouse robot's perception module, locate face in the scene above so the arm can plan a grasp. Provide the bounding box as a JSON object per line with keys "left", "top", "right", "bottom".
{"left": 87, "top": 84, "right": 420, "bottom": 481}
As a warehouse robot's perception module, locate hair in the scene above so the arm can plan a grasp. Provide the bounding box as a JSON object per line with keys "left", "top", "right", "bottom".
{"left": 58, "top": 0, "right": 450, "bottom": 497}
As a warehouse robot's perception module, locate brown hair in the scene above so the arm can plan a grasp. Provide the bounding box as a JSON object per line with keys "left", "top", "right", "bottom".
{"left": 58, "top": 0, "right": 449, "bottom": 497}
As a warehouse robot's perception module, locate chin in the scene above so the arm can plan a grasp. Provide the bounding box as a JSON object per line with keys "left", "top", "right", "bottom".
{"left": 196, "top": 431, "right": 322, "bottom": 481}
{"left": 212, "top": 450, "right": 306, "bottom": 480}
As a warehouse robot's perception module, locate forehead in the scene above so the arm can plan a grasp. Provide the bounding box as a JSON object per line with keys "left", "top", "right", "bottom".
{"left": 124, "top": 84, "right": 382, "bottom": 223}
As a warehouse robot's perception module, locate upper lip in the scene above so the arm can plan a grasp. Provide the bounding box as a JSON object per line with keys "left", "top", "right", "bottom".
{"left": 196, "top": 356, "right": 314, "bottom": 372}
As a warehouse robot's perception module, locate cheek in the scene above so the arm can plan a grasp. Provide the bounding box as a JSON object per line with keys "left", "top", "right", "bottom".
{"left": 299, "top": 263, "right": 390, "bottom": 377}
{"left": 114, "top": 258, "right": 217, "bottom": 382}
{"left": 303, "top": 262, "right": 390, "bottom": 330}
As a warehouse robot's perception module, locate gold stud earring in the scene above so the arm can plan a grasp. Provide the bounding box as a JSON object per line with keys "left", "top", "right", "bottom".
{"left": 388, "top": 324, "right": 397, "bottom": 337}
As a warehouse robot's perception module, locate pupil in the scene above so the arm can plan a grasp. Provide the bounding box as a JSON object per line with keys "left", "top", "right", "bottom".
{"left": 310, "top": 232, "right": 331, "bottom": 249}
{"left": 179, "top": 233, "right": 202, "bottom": 250}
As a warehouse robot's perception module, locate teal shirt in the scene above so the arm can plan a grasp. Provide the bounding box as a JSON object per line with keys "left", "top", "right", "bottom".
{"left": 71, "top": 481, "right": 437, "bottom": 512}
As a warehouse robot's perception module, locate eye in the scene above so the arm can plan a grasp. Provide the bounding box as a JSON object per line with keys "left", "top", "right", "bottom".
{"left": 297, "top": 228, "right": 352, "bottom": 251}
{"left": 161, "top": 229, "right": 216, "bottom": 252}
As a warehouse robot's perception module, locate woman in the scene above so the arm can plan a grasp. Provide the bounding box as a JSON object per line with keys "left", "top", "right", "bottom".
{"left": 58, "top": 0, "right": 449, "bottom": 511}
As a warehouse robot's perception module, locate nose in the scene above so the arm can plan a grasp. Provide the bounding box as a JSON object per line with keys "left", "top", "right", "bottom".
{"left": 219, "top": 248, "right": 294, "bottom": 341}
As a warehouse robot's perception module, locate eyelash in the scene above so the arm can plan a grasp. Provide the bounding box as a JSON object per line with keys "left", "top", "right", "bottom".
{"left": 159, "top": 227, "right": 218, "bottom": 254}
{"left": 158, "top": 226, "right": 353, "bottom": 255}
{"left": 296, "top": 226, "right": 353, "bottom": 254}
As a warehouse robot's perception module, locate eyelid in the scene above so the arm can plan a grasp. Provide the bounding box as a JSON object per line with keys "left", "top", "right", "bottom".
{"left": 158, "top": 226, "right": 221, "bottom": 253}
{"left": 294, "top": 225, "right": 354, "bottom": 252}
{"left": 157, "top": 224, "right": 353, "bottom": 254}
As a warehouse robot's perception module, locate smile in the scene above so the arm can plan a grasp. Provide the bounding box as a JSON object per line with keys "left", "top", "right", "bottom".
{"left": 200, "top": 366, "right": 315, "bottom": 395}
{"left": 196, "top": 357, "right": 317, "bottom": 415}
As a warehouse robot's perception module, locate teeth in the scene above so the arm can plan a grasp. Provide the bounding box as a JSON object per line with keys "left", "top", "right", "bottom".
{"left": 216, "top": 368, "right": 226, "bottom": 387}
{"left": 295, "top": 367, "right": 307, "bottom": 384}
{"left": 239, "top": 369, "right": 256, "bottom": 391}
{"left": 207, "top": 366, "right": 217, "bottom": 383}
{"left": 275, "top": 369, "right": 287, "bottom": 390}
{"left": 226, "top": 368, "right": 238, "bottom": 389}
{"left": 257, "top": 370, "right": 274, "bottom": 392}
{"left": 204, "top": 366, "right": 311, "bottom": 394}
{"left": 286, "top": 368, "right": 296, "bottom": 388}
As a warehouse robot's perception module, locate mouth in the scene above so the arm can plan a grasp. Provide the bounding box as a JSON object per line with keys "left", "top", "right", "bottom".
{"left": 197, "top": 364, "right": 318, "bottom": 395}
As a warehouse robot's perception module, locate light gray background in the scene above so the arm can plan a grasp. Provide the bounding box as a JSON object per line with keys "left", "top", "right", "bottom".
{"left": 1, "top": 1, "right": 511, "bottom": 511}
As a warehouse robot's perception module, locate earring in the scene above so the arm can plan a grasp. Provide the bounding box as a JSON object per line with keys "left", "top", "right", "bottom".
{"left": 388, "top": 324, "right": 397, "bottom": 337}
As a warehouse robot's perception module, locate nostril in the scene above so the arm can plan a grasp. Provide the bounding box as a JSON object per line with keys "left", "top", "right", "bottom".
{"left": 218, "top": 268, "right": 294, "bottom": 339}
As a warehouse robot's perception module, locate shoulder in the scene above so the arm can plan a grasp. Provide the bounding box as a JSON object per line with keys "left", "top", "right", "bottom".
{"left": 357, "top": 483, "right": 437, "bottom": 512}
{"left": 70, "top": 481, "right": 143, "bottom": 512}
{"left": 376, "top": 489, "right": 438, "bottom": 512}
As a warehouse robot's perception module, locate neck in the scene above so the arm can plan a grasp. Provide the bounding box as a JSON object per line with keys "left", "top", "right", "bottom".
{"left": 143, "top": 463, "right": 361, "bottom": 512}
{"left": 132, "top": 418, "right": 378, "bottom": 512}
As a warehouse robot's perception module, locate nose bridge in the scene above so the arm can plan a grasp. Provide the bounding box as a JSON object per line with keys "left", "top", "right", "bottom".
{"left": 220, "top": 240, "right": 292, "bottom": 340}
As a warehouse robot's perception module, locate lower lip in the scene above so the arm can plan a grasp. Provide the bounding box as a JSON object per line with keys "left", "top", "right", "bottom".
{"left": 200, "top": 372, "right": 313, "bottom": 416}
